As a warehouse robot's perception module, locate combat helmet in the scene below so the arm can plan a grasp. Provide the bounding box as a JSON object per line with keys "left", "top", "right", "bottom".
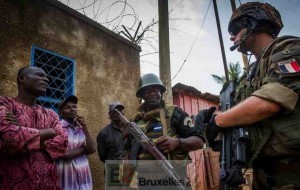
{"left": 136, "top": 73, "right": 166, "bottom": 98}
{"left": 228, "top": 2, "right": 283, "bottom": 37}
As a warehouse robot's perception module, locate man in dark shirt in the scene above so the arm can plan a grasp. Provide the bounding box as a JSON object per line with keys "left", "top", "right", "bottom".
{"left": 97, "top": 101, "right": 126, "bottom": 162}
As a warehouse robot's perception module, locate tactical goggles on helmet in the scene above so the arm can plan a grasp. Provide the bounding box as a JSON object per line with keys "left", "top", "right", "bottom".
{"left": 228, "top": 17, "right": 257, "bottom": 36}
{"left": 228, "top": 2, "right": 283, "bottom": 37}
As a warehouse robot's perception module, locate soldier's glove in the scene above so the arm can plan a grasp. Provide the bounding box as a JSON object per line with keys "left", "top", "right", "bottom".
{"left": 194, "top": 107, "right": 217, "bottom": 129}
{"left": 206, "top": 115, "right": 222, "bottom": 151}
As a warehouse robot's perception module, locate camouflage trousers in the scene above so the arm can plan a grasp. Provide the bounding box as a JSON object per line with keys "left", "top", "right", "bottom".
{"left": 253, "top": 159, "right": 300, "bottom": 190}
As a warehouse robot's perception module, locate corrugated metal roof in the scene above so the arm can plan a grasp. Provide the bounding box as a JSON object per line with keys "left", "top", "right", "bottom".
{"left": 172, "top": 83, "right": 220, "bottom": 104}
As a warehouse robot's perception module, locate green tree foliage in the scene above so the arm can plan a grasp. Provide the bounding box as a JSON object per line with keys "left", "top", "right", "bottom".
{"left": 211, "top": 62, "right": 242, "bottom": 85}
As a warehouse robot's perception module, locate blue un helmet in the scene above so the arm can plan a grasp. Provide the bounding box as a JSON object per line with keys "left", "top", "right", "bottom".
{"left": 136, "top": 73, "right": 166, "bottom": 98}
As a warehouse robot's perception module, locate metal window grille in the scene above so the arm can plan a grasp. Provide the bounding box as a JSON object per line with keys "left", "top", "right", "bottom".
{"left": 31, "top": 46, "right": 76, "bottom": 112}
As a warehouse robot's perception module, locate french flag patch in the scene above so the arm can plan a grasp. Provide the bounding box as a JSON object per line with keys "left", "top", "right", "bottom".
{"left": 278, "top": 59, "right": 300, "bottom": 73}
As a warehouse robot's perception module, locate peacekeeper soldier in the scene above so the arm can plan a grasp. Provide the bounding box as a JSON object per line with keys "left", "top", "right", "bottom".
{"left": 205, "top": 2, "right": 300, "bottom": 189}
{"left": 125, "top": 73, "right": 205, "bottom": 189}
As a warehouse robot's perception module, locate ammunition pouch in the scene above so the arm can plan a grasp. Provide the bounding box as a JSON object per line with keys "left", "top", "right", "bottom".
{"left": 253, "top": 158, "right": 300, "bottom": 188}
{"left": 263, "top": 103, "right": 300, "bottom": 157}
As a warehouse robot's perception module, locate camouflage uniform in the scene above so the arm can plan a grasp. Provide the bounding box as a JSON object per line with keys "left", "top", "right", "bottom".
{"left": 236, "top": 35, "right": 300, "bottom": 189}
{"left": 124, "top": 73, "right": 204, "bottom": 190}
{"left": 130, "top": 101, "right": 204, "bottom": 161}
{"left": 123, "top": 101, "right": 204, "bottom": 190}
{"left": 224, "top": 2, "right": 300, "bottom": 189}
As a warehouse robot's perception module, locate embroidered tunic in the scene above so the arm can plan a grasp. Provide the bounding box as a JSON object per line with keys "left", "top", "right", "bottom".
{"left": 0, "top": 97, "right": 68, "bottom": 190}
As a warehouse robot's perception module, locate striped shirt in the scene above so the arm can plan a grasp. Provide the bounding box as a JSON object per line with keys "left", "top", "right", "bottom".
{"left": 56, "top": 120, "right": 93, "bottom": 190}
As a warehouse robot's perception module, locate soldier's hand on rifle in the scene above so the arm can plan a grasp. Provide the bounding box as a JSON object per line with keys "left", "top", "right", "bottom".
{"left": 156, "top": 135, "right": 180, "bottom": 153}
{"left": 206, "top": 116, "right": 222, "bottom": 151}
{"left": 195, "top": 107, "right": 216, "bottom": 129}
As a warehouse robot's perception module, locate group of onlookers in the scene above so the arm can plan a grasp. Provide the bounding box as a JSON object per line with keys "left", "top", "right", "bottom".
{"left": 2, "top": 2, "right": 300, "bottom": 189}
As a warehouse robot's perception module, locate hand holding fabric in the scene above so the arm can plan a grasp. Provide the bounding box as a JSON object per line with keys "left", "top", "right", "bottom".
{"left": 206, "top": 116, "right": 222, "bottom": 151}
{"left": 194, "top": 107, "right": 216, "bottom": 129}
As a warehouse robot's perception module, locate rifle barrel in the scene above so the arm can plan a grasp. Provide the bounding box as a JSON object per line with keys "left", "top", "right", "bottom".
{"left": 113, "top": 109, "right": 186, "bottom": 190}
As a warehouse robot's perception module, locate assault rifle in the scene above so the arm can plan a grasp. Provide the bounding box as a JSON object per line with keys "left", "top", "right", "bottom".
{"left": 113, "top": 109, "right": 186, "bottom": 190}
{"left": 219, "top": 82, "right": 249, "bottom": 190}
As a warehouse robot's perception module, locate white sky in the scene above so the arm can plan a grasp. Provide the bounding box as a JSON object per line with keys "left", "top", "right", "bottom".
{"left": 61, "top": 0, "right": 300, "bottom": 95}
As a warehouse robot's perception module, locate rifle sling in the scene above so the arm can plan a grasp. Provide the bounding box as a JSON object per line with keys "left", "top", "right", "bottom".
{"left": 160, "top": 108, "right": 168, "bottom": 136}
{"left": 160, "top": 108, "right": 171, "bottom": 160}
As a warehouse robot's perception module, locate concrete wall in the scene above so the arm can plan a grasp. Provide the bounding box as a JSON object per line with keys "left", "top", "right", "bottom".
{"left": 0, "top": 0, "right": 141, "bottom": 189}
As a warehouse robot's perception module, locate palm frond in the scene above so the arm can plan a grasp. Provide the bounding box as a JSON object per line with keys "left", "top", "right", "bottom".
{"left": 211, "top": 74, "right": 226, "bottom": 84}
{"left": 211, "top": 61, "right": 242, "bottom": 85}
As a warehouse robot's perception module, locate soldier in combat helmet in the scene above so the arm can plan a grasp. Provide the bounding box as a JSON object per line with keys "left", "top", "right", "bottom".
{"left": 125, "top": 73, "right": 205, "bottom": 189}
{"left": 204, "top": 2, "right": 300, "bottom": 189}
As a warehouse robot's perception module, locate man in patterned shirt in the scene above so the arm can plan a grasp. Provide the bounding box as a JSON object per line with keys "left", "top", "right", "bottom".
{"left": 0, "top": 66, "right": 68, "bottom": 189}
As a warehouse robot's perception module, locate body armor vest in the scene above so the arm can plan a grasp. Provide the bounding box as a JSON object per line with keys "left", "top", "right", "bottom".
{"left": 235, "top": 36, "right": 300, "bottom": 163}
{"left": 132, "top": 105, "right": 189, "bottom": 161}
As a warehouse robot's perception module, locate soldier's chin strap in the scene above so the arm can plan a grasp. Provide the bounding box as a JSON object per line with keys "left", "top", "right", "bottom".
{"left": 230, "top": 29, "right": 254, "bottom": 51}
{"left": 230, "top": 17, "right": 258, "bottom": 52}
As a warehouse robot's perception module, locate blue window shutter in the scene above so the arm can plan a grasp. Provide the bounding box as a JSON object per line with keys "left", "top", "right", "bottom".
{"left": 30, "top": 45, "right": 76, "bottom": 112}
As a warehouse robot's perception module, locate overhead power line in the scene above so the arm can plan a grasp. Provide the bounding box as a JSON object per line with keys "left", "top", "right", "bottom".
{"left": 172, "top": 0, "right": 213, "bottom": 81}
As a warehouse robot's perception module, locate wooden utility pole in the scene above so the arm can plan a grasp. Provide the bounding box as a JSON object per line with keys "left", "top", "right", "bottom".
{"left": 213, "top": 0, "right": 229, "bottom": 82}
{"left": 230, "top": 0, "right": 237, "bottom": 10}
{"left": 158, "top": 0, "right": 173, "bottom": 105}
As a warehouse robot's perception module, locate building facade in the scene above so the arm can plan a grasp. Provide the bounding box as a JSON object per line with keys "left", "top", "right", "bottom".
{"left": 0, "top": 0, "right": 141, "bottom": 189}
{"left": 173, "top": 83, "right": 219, "bottom": 116}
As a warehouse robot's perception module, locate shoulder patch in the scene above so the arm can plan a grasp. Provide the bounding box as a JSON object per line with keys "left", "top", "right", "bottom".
{"left": 271, "top": 45, "right": 300, "bottom": 77}
{"left": 277, "top": 59, "right": 300, "bottom": 74}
